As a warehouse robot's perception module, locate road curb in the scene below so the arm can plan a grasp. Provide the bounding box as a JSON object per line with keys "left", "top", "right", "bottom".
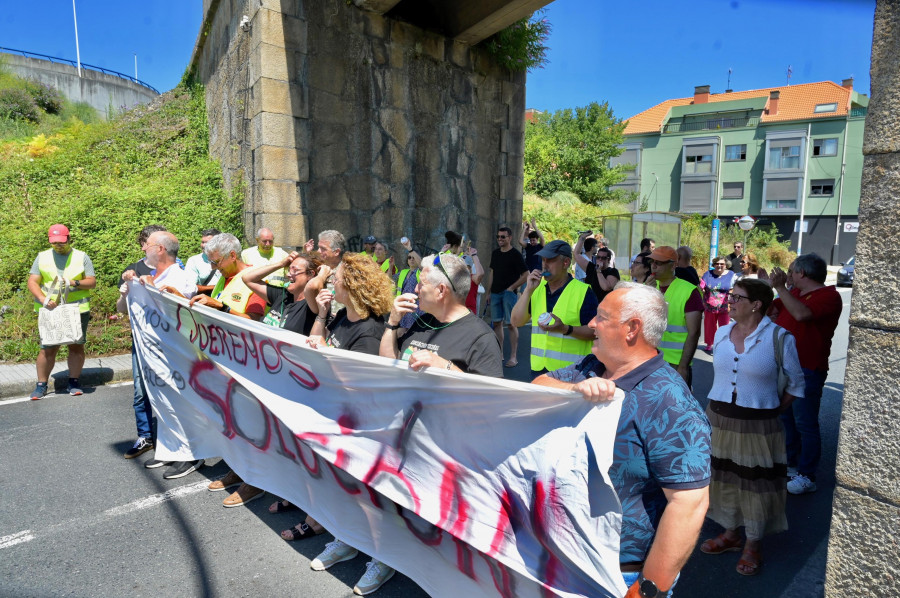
{"left": 0, "top": 353, "right": 133, "bottom": 401}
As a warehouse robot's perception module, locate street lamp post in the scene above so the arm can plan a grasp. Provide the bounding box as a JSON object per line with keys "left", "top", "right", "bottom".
{"left": 72, "top": 0, "right": 82, "bottom": 77}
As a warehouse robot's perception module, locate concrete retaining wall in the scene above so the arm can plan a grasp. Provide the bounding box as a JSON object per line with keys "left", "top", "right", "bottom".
{"left": 2, "top": 53, "right": 159, "bottom": 120}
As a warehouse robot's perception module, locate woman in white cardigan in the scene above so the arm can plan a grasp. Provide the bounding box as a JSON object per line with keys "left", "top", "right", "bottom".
{"left": 699, "top": 278, "right": 805, "bottom": 576}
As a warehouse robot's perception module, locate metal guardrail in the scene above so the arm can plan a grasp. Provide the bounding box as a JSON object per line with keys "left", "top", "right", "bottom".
{"left": 0, "top": 46, "right": 159, "bottom": 94}
{"left": 850, "top": 107, "right": 867, "bottom": 118}
{"left": 663, "top": 116, "right": 759, "bottom": 133}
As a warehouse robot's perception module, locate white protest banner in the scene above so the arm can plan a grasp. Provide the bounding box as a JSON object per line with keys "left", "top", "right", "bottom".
{"left": 128, "top": 283, "right": 627, "bottom": 598}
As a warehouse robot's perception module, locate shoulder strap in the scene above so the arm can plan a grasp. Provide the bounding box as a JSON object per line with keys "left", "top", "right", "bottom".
{"left": 772, "top": 324, "right": 785, "bottom": 370}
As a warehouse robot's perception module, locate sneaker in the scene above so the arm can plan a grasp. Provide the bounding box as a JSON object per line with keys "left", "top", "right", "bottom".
{"left": 144, "top": 458, "right": 170, "bottom": 469}
{"left": 787, "top": 474, "right": 817, "bottom": 495}
{"left": 30, "top": 382, "right": 48, "bottom": 401}
{"left": 67, "top": 378, "right": 83, "bottom": 396}
{"left": 787, "top": 466, "right": 799, "bottom": 478}
{"left": 222, "top": 483, "right": 264, "bottom": 508}
{"left": 353, "top": 559, "right": 395, "bottom": 595}
{"left": 208, "top": 470, "right": 242, "bottom": 492}
{"left": 311, "top": 540, "right": 358, "bottom": 571}
{"left": 163, "top": 460, "right": 205, "bottom": 479}
{"left": 124, "top": 437, "right": 154, "bottom": 459}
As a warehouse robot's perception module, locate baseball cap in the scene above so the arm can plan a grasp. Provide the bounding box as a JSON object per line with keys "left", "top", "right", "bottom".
{"left": 48, "top": 224, "right": 70, "bottom": 243}
{"left": 363, "top": 235, "right": 377, "bottom": 244}
{"left": 648, "top": 246, "right": 678, "bottom": 263}
{"left": 536, "top": 240, "right": 573, "bottom": 259}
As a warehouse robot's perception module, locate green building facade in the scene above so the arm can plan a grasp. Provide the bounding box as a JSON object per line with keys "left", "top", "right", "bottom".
{"left": 613, "top": 81, "right": 868, "bottom": 264}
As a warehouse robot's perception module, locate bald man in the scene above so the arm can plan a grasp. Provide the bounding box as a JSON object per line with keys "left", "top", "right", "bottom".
{"left": 241, "top": 227, "right": 289, "bottom": 287}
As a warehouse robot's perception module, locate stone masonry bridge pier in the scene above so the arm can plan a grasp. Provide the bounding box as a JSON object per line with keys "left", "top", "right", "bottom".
{"left": 189, "top": 0, "right": 550, "bottom": 256}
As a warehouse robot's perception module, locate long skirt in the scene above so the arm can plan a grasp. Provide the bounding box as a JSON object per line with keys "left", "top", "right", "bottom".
{"left": 706, "top": 402, "right": 788, "bottom": 540}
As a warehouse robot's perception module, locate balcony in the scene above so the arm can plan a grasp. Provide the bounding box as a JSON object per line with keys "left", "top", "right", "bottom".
{"left": 663, "top": 116, "right": 759, "bottom": 134}
{"left": 850, "top": 107, "right": 868, "bottom": 118}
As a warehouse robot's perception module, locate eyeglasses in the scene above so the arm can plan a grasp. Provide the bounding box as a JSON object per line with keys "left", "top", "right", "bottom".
{"left": 714, "top": 262, "right": 727, "bottom": 267}
{"left": 727, "top": 292, "right": 751, "bottom": 303}
{"left": 496, "top": 235, "right": 508, "bottom": 240}
{"left": 208, "top": 254, "right": 230, "bottom": 267}
{"left": 432, "top": 254, "right": 459, "bottom": 293}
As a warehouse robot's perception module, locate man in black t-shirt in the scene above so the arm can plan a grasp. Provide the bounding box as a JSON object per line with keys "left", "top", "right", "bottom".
{"left": 382, "top": 253, "right": 502, "bottom": 377}
{"left": 675, "top": 245, "right": 701, "bottom": 286}
{"left": 726, "top": 241, "right": 745, "bottom": 273}
{"left": 489, "top": 227, "right": 528, "bottom": 368}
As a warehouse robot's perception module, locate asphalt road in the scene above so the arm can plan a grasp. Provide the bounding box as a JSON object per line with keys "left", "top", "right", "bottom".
{"left": 0, "top": 289, "right": 852, "bottom": 598}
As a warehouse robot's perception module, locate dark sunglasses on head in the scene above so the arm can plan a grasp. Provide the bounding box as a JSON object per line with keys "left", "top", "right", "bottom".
{"left": 433, "top": 254, "right": 459, "bottom": 293}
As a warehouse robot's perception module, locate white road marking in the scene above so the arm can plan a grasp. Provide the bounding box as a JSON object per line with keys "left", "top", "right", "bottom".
{"left": 0, "top": 476, "right": 221, "bottom": 551}
{"left": 0, "top": 530, "right": 35, "bottom": 549}
{"left": 1, "top": 380, "right": 134, "bottom": 405}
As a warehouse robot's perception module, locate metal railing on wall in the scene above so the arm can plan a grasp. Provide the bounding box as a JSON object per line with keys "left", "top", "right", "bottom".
{"left": 663, "top": 116, "right": 759, "bottom": 134}
{"left": 0, "top": 46, "right": 160, "bottom": 94}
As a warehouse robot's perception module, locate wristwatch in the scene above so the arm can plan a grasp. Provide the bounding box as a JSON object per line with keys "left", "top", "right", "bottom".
{"left": 637, "top": 574, "right": 661, "bottom": 598}
{"left": 74, "top": 280, "right": 80, "bottom": 288}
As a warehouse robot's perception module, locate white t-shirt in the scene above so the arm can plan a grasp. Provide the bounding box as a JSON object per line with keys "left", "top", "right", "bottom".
{"left": 153, "top": 263, "right": 198, "bottom": 299}
{"left": 185, "top": 252, "right": 221, "bottom": 287}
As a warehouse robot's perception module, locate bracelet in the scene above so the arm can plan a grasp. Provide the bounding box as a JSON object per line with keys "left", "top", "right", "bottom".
{"left": 445, "top": 360, "right": 453, "bottom": 370}
{"left": 218, "top": 304, "right": 231, "bottom": 313}
{"left": 385, "top": 322, "right": 400, "bottom": 330}
{"left": 565, "top": 325, "right": 573, "bottom": 336}
{"left": 315, "top": 315, "right": 327, "bottom": 322}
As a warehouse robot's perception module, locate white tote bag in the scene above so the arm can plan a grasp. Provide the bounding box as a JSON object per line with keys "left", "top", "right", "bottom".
{"left": 37, "top": 278, "right": 83, "bottom": 346}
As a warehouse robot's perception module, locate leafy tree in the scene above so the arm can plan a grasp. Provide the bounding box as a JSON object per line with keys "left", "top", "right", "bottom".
{"left": 524, "top": 102, "right": 628, "bottom": 204}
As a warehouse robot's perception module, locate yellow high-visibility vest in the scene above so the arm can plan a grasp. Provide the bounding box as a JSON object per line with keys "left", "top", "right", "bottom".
{"left": 658, "top": 277, "right": 698, "bottom": 366}
{"left": 530, "top": 278, "right": 593, "bottom": 372}
{"left": 34, "top": 249, "right": 90, "bottom": 312}
{"left": 211, "top": 272, "right": 255, "bottom": 314}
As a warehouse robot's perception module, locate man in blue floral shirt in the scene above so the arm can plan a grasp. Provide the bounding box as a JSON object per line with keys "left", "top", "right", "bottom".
{"left": 534, "top": 282, "right": 710, "bottom": 598}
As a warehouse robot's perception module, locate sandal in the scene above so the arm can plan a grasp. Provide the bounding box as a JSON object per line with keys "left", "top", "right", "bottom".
{"left": 268, "top": 499, "right": 297, "bottom": 514}
{"left": 700, "top": 533, "right": 743, "bottom": 555}
{"left": 280, "top": 521, "right": 324, "bottom": 541}
{"left": 736, "top": 547, "right": 762, "bottom": 576}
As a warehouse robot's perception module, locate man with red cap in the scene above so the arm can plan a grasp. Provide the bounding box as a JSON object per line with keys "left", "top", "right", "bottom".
{"left": 649, "top": 245, "right": 702, "bottom": 388}
{"left": 27, "top": 224, "right": 97, "bottom": 399}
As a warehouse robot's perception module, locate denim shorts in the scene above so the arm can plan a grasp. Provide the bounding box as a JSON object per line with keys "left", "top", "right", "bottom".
{"left": 490, "top": 291, "right": 517, "bottom": 324}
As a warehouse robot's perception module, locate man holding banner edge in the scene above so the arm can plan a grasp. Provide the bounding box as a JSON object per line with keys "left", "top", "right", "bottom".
{"left": 533, "top": 282, "right": 711, "bottom": 597}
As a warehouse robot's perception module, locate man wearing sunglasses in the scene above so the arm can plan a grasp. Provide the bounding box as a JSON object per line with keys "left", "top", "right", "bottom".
{"left": 649, "top": 246, "right": 703, "bottom": 387}
{"left": 381, "top": 253, "right": 502, "bottom": 377}
{"left": 510, "top": 240, "right": 599, "bottom": 379}
{"left": 489, "top": 227, "right": 529, "bottom": 368}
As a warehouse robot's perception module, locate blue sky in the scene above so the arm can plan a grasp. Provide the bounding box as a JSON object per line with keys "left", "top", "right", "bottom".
{"left": 1, "top": 1, "right": 876, "bottom": 119}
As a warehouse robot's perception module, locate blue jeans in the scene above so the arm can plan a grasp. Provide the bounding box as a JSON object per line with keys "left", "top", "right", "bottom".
{"left": 622, "top": 572, "right": 677, "bottom": 596}
{"left": 780, "top": 367, "right": 826, "bottom": 480}
{"left": 132, "top": 346, "right": 155, "bottom": 441}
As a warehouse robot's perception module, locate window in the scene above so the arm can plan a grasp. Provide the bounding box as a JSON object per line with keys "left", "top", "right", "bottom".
{"left": 764, "top": 178, "right": 801, "bottom": 210}
{"left": 681, "top": 180, "right": 714, "bottom": 212}
{"left": 768, "top": 145, "right": 801, "bottom": 169}
{"left": 810, "top": 179, "right": 835, "bottom": 196}
{"left": 813, "top": 138, "right": 838, "bottom": 157}
{"left": 685, "top": 154, "right": 713, "bottom": 174}
{"left": 722, "top": 182, "right": 744, "bottom": 199}
{"left": 725, "top": 144, "right": 747, "bottom": 161}
{"left": 814, "top": 103, "right": 838, "bottom": 113}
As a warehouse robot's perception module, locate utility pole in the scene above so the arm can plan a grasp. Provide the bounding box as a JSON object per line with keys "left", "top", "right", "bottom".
{"left": 134, "top": 53, "right": 138, "bottom": 81}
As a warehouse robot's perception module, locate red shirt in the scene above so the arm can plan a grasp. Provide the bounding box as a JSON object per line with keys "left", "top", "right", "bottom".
{"left": 773, "top": 286, "right": 842, "bottom": 372}
{"left": 465, "top": 280, "right": 478, "bottom": 313}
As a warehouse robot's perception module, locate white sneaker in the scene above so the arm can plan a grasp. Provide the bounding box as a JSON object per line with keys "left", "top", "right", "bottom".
{"left": 310, "top": 540, "right": 358, "bottom": 571}
{"left": 787, "top": 474, "right": 817, "bottom": 495}
{"left": 353, "top": 559, "right": 395, "bottom": 595}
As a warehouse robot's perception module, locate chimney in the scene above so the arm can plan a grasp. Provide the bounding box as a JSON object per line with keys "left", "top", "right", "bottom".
{"left": 694, "top": 85, "right": 710, "bottom": 104}
{"left": 842, "top": 77, "right": 854, "bottom": 90}
{"left": 767, "top": 91, "right": 780, "bottom": 116}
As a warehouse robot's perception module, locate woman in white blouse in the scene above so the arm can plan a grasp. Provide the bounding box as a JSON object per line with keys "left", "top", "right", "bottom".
{"left": 699, "top": 278, "right": 804, "bottom": 576}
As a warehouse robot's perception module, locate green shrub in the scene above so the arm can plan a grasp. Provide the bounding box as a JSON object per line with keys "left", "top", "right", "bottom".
{"left": 0, "top": 88, "right": 40, "bottom": 122}
{"left": 483, "top": 10, "right": 551, "bottom": 73}
{"left": 523, "top": 193, "right": 634, "bottom": 246}
{"left": 680, "top": 214, "right": 794, "bottom": 272}
{"left": 24, "top": 80, "right": 64, "bottom": 114}
{"left": 0, "top": 83, "right": 243, "bottom": 362}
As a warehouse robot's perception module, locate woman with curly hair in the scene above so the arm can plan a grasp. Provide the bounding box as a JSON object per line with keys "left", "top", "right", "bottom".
{"left": 304, "top": 253, "right": 398, "bottom": 594}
